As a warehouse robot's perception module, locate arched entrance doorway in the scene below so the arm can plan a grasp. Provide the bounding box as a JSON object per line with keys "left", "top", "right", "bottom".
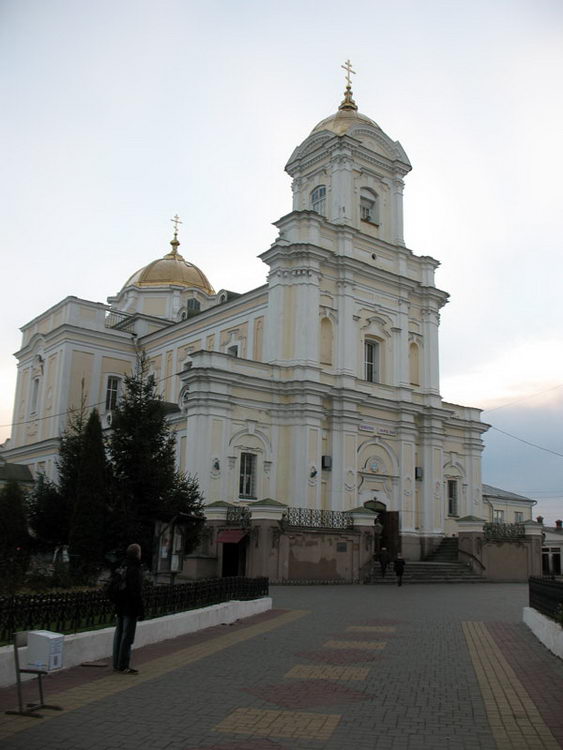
{"left": 363, "top": 499, "right": 400, "bottom": 560}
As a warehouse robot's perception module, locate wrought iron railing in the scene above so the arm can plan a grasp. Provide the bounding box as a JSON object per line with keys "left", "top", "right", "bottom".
{"left": 283, "top": 507, "right": 354, "bottom": 529}
{"left": 105, "top": 310, "right": 136, "bottom": 333}
{"left": 0, "top": 577, "right": 269, "bottom": 642}
{"left": 529, "top": 576, "right": 563, "bottom": 624}
{"left": 484, "top": 522, "right": 525, "bottom": 541}
{"left": 226, "top": 506, "right": 251, "bottom": 527}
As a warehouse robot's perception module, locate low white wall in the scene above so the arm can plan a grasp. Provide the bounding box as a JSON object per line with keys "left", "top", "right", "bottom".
{"left": 0, "top": 597, "right": 271, "bottom": 688}
{"left": 523, "top": 606, "right": 563, "bottom": 660}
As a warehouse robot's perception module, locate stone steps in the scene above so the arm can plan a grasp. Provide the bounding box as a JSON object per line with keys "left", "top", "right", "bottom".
{"left": 365, "top": 561, "right": 485, "bottom": 584}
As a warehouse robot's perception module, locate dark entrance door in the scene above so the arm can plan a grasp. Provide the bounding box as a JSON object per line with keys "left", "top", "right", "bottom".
{"left": 363, "top": 500, "right": 401, "bottom": 560}
{"left": 221, "top": 540, "right": 247, "bottom": 577}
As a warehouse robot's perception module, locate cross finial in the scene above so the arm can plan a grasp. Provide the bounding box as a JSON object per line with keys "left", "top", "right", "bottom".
{"left": 171, "top": 214, "right": 183, "bottom": 236}
{"left": 338, "top": 59, "right": 358, "bottom": 112}
{"left": 341, "top": 59, "right": 356, "bottom": 87}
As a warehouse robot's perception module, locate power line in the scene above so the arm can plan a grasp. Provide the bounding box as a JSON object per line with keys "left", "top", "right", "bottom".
{"left": 0, "top": 370, "right": 182, "bottom": 430}
{"left": 482, "top": 383, "right": 563, "bottom": 413}
{"left": 488, "top": 425, "right": 563, "bottom": 458}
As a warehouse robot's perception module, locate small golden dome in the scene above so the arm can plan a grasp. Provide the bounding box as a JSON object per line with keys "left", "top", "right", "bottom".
{"left": 123, "top": 235, "right": 215, "bottom": 295}
{"left": 311, "top": 109, "right": 379, "bottom": 137}
{"left": 311, "top": 80, "right": 379, "bottom": 137}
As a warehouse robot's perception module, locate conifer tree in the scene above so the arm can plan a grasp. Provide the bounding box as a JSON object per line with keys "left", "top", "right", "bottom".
{"left": 0, "top": 481, "right": 31, "bottom": 593}
{"left": 26, "top": 474, "right": 68, "bottom": 548}
{"left": 109, "top": 351, "right": 204, "bottom": 561}
{"left": 68, "top": 408, "right": 110, "bottom": 579}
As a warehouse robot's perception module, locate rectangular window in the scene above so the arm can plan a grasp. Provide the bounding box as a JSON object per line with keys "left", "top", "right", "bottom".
{"left": 30, "top": 377, "right": 40, "bottom": 414}
{"left": 239, "top": 452, "right": 257, "bottom": 499}
{"left": 514, "top": 511, "right": 524, "bottom": 523}
{"left": 493, "top": 509, "right": 504, "bottom": 523}
{"left": 447, "top": 479, "right": 458, "bottom": 516}
{"left": 364, "top": 341, "right": 379, "bottom": 383}
{"left": 227, "top": 345, "right": 239, "bottom": 357}
{"left": 105, "top": 376, "right": 120, "bottom": 411}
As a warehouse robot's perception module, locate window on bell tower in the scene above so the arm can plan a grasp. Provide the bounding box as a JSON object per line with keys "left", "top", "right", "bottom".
{"left": 360, "top": 188, "right": 378, "bottom": 224}
{"left": 311, "top": 186, "right": 326, "bottom": 216}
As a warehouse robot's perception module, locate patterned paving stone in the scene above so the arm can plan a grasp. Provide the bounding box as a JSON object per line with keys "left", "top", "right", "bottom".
{"left": 185, "top": 741, "right": 285, "bottom": 750}
{"left": 295, "top": 648, "right": 384, "bottom": 665}
{"left": 462, "top": 621, "right": 560, "bottom": 749}
{"left": 330, "top": 630, "right": 400, "bottom": 641}
{"left": 214, "top": 708, "right": 341, "bottom": 741}
{"left": 285, "top": 664, "right": 369, "bottom": 680}
{"left": 324, "top": 639, "right": 386, "bottom": 650}
{"left": 244, "top": 679, "right": 368, "bottom": 708}
{"left": 487, "top": 622, "right": 563, "bottom": 748}
{"left": 3, "top": 584, "right": 561, "bottom": 750}
{"left": 347, "top": 625, "right": 397, "bottom": 633}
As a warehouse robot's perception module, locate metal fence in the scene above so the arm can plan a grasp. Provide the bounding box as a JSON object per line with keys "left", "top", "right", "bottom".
{"left": 484, "top": 522, "right": 525, "bottom": 541}
{"left": 0, "top": 577, "right": 269, "bottom": 642}
{"left": 283, "top": 507, "right": 354, "bottom": 529}
{"left": 226, "top": 506, "right": 251, "bottom": 528}
{"left": 529, "top": 576, "right": 563, "bottom": 623}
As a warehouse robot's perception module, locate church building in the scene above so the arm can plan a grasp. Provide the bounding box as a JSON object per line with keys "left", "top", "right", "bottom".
{"left": 5, "top": 70, "right": 531, "bottom": 573}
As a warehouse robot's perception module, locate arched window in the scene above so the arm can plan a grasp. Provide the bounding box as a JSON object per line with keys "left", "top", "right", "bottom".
{"left": 311, "top": 185, "right": 326, "bottom": 216}
{"left": 360, "top": 188, "right": 378, "bottom": 224}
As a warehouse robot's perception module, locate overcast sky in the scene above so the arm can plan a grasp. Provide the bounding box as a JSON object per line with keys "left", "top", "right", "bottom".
{"left": 1, "top": 0, "right": 562, "bottom": 522}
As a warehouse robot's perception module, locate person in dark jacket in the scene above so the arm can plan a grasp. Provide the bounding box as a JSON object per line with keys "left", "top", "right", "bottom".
{"left": 394, "top": 554, "right": 406, "bottom": 587}
{"left": 112, "top": 543, "right": 145, "bottom": 674}
{"left": 379, "top": 547, "right": 390, "bottom": 578}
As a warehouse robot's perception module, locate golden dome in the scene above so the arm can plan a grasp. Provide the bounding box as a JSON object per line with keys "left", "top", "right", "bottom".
{"left": 123, "top": 235, "right": 215, "bottom": 295}
{"left": 311, "top": 85, "right": 379, "bottom": 137}
{"left": 311, "top": 108, "right": 379, "bottom": 137}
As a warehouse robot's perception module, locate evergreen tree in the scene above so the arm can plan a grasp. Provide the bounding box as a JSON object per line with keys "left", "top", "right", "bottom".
{"left": 68, "top": 408, "right": 110, "bottom": 579}
{"left": 26, "top": 474, "right": 69, "bottom": 548}
{"left": 109, "top": 351, "right": 205, "bottom": 561}
{"left": 57, "top": 392, "right": 88, "bottom": 520}
{"left": 0, "top": 481, "right": 31, "bottom": 593}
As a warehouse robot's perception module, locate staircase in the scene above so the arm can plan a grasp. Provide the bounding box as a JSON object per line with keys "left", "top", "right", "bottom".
{"left": 425, "top": 537, "right": 459, "bottom": 562}
{"left": 365, "top": 561, "right": 485, "bottom": 584}
{"left": 365, "top": 539, "right": 485, "bottom": 584}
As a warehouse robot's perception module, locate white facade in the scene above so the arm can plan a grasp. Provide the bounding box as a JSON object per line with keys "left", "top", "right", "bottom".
{"left": 4, "top": 84, "right": 490, "bottom": 558}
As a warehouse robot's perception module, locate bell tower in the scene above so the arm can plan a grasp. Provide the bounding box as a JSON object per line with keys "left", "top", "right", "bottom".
{"left": 284, "top": 70, "right": 411, "bottom": 247}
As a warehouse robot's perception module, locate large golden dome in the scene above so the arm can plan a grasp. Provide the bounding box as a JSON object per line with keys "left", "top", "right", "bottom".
{"left": 123, "top": 235, "right": 215, "bottom": 295}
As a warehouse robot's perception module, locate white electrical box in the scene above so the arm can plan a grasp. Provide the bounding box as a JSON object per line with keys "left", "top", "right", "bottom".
{"left": 26, "top": 630, "right": 64, "bottom": 672}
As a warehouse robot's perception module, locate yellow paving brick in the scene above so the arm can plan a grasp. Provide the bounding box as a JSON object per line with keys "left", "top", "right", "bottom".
{"left": 214, "top": 708, "right": 340, "bottom": 741}
{"left": 0, "top": 609, "right": 309, "bottom": 742}
{"left": 285, "top": 664, "right": 369, "bottom": 680}
{"left": 324, "top": 639, "right": 386, "bottom": 650}
{"left": 346, "top": 625, "right": 396, "bottom": 633}
{"left": 462, "top": 621, "right": 560, "bottom": 750}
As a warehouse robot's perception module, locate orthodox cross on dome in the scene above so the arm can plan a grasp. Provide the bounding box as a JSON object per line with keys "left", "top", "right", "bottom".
{"left": 339, "top": 58, "right": 358, "bottom": 112}
{"left": 171, "top": 213, "right": 183, "bottom": 236}
{"left": 169, "top": 213, "right": 182, "bottom": 256}
{"left": 341, "top": 59, "right": 356, "bottom": 87}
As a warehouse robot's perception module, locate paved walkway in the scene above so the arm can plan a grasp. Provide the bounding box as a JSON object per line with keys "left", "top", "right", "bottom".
{"left": 1, "top": 584, "right": 562, "bottom": 749}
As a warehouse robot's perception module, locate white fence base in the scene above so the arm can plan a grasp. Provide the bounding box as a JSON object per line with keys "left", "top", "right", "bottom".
{"left": 0, "top": 597, "right": 272, "bottom": 688}
{"left": 523, "top": 606, "right": 563, "bottom": 660}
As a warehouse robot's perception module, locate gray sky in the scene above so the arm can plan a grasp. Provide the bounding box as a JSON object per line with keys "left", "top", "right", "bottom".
{"left": 1, "top": 0, "right": 562, "bottom": 522}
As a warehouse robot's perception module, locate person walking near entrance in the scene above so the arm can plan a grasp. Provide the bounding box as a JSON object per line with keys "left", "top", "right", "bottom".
{"left": 112, "top": 543, "right": 145, "bottom": 674}
{"left": 394, "top": 554, "right": 405, "bottom": 586}
{"left": 379, "top": 547, "right": 390, "bottom": 578}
